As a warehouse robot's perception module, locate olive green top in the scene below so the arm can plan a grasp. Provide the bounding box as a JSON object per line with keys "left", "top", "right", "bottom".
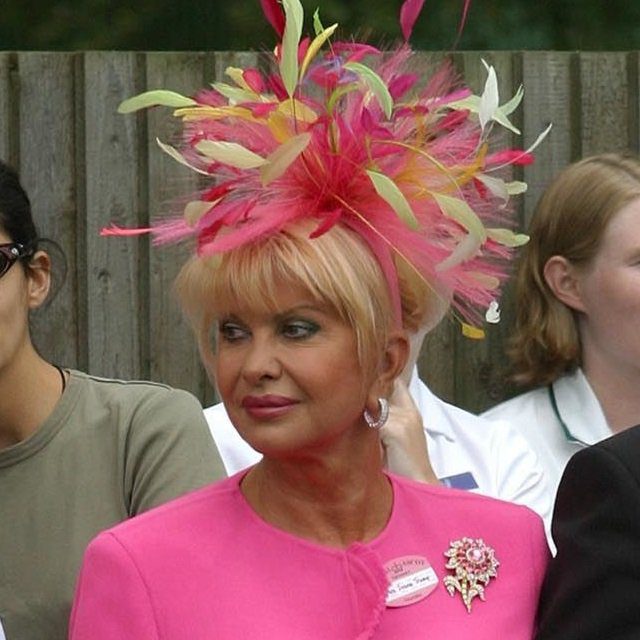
{"left": 0, "top": 370, "right": 224, "bottom": 640}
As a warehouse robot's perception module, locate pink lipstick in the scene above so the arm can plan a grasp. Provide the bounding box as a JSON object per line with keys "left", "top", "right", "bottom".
{"left": 241, "top": 394, "right": 299, "bottom": 419}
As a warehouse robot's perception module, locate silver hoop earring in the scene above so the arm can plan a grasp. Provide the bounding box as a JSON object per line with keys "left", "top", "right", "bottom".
{"left": 363, "top": 398, "right": 389, "bottom": 430}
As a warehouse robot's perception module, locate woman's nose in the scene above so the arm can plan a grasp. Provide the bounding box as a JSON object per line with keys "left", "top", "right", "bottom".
{"left": 240, "top": 336, "right": 282, "bottom": 385}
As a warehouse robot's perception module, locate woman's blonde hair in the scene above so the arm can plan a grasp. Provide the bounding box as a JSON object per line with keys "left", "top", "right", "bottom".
{"left": 510, "top": 153, "right": 640, "bottom": 386}
{"left": 176, "top": 220, "right": 439, "bottom": 377}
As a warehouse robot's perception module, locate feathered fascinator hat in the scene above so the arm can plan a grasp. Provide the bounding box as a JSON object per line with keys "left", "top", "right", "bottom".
{"left": 105, "top": 0, "right": 550, "bottom": 337}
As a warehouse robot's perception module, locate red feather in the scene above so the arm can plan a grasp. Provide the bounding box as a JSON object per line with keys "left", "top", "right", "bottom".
{"left": 457, "top": 0, "right": 473, "bottom": 39}
{"left": 298, "top": 37, "right": 311, "bottom": 63}
{"left": 100, "top": 225, "right": 152, "bottom": 237}
{"left": 259, "top": 0, "right": 285, "bottom": 38}
{"left": 309, "top": 208, "right": 342, "bottom": 239}
{"left": 388, "top": 73, "right": 419, "bottom": 100}
{"left": 486, "top": 149, "right": 535, "bottom": 166}
{"left": 437, "top": 108, "right": 470, "bottom": 132}
{"left": 473, "top": 177, "right": 488, "bottom": 200}
{"left": 243, "top": 68, "right": 265, "bottom": 93}
{"left": 113, "top": 8, "right": 536, "bottom": 327}
{"left": 399, "top": 0, "right": 426, "bottom": 42}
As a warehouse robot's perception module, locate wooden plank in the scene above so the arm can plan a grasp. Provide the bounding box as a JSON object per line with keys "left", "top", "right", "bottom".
{"left": 469, "top": 51, "right": 577, "bottom": 412}
{"left": 6, "top": 49, "right": 637, "bottom": 412}
{"left": 579, "top": 52, "right": 630, "bottom": 157}
{"left": 0, "top": 54, "right": 12, "bottom": 163}
{"left": 629, "top": 51, "right": 639, "bottom": 155}
{"left": 73, "top": 53, "right": 89, "bottom": 373}
{"left": 521, "top": 51, "right": 573, "bottom": 227}
{"left": 210, "top": 50, "right": 263, "bottom": 87}
{"left": 18, "top": 53, "right": 80, "bottom": 370}
{"left": 146, "top": 52, "right": 209, "bottom": 399}
{"left": 411, "top": 51, "right": 459, "bottom": 404}
{"left": 83, "top": 52, "right": 147, "bottom": 380}
{"left": 418, "top": 317, "right": 457, "bottom": 403}
{"left": 450, "top": 51, "right": 519, "bottom": 413}
{"left": 197, "top": 51, "right": 264, "bottom": 407}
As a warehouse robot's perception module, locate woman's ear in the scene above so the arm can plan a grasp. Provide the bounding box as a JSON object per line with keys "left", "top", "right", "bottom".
{"left": 369, "top": 330, "right": 410, "bottom": 401}
{"left": 543, "top": 255, "right": 587, "bottom": 313}
{"left": 26, "top": 251, "right": 51, "bottom": 310}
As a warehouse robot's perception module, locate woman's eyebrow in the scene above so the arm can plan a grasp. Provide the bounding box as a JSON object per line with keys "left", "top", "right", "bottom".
{"left": 274, "top": 304, "right": 325, "bottom": 318}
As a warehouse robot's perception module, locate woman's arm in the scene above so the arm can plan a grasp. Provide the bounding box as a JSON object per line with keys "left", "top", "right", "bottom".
{"left": 379, "top": 379, "right": 438, "bottom": 483}
{"left": 69, "top": 532, "right": 159, "bottom": 640}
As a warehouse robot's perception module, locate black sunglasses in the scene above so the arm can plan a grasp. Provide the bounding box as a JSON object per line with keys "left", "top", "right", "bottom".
{"left": 0, "top": 242, "right": 32, "bottom": 279}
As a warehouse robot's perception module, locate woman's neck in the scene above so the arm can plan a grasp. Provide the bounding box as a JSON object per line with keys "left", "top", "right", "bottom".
{"left": 0, "top": 346, "right": 63, "bottom": 449}
{"left": 241, "top": 443, "right": 392, "bottom": 548}
{"left": 582, "top": 353, "right": 640, "bottom": 434}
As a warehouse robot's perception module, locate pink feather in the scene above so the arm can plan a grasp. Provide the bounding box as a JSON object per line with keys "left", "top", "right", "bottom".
{"left": 309, "top": 208, "right": 343, "bottom": 239}
{"left": 100, "top": 225, "right": 152, "bottom": 237}
{"left": 437, "top": 108, "right": 470, "bottom": 132}
{"left": 473, "top": 177, "right": 489, "bottom": 200}
{"left": 486, "top": 149, "right": 535, "bottom": 166}
{"left": 388, "top": 73, "right": 419, "bottom": 100}
{"left": 259, "top": 0, "right": 285, "bottom": 38}
{"left": 334, "top": 42, "right": 381, "bottom": 62}
{"left": 457, "top": 0, "right": 473, "bottom": 41}
{"left": 399, "top": 0, "right": 426, "bottom": 42}
{"left": 109, "top": 10, "right": 534, "bottom": 328}
{"left": 243, "top": 68, "right": 265, "bottom": 93}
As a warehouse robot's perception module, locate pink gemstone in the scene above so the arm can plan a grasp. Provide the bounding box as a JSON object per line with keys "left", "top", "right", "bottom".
{"left": 466, "top": 547, "right": 485, "bottom": 563}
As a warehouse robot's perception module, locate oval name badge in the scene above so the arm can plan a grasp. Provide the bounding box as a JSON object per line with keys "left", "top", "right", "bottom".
{"left": 384, "top": 555, "right": 439, "bottom": 608}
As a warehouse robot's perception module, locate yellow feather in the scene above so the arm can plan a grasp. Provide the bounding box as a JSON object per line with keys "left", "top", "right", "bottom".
{"left": 461, "top": 323, "right": 486, "bottom": 339}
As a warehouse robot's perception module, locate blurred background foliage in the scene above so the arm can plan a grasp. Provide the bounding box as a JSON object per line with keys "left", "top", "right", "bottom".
{"left": 2, "top": 0, "right": 640, "bottom": 51}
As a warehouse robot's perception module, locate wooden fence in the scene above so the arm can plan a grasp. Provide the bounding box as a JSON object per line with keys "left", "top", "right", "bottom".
{"left": 1, "top": 50, "right": 638, "bottom": 412}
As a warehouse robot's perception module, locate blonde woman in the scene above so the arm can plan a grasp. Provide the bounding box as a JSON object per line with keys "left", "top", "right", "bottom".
{"left": 71, "top": 1, "right": 549, "bottom": 636}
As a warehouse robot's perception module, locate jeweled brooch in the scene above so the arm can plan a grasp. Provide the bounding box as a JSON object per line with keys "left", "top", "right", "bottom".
{"left": 443, "top": 537, "right": 499, "bottom": 613}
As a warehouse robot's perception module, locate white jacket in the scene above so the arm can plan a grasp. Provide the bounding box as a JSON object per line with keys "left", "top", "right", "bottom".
{"left": 482, "top": 368, "right": 611, "bottom": 502}
{"left": 204, "top": 368, "right": 551, "bottom": 533}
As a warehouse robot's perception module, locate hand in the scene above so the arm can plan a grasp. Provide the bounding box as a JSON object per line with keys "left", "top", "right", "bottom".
{"left": 379, "top": 379, "right": 438, "bottom": 485}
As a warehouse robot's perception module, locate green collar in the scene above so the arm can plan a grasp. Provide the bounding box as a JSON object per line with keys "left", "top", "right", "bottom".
{"left": 547, "top": 384, "right": 586, "bottom": 445}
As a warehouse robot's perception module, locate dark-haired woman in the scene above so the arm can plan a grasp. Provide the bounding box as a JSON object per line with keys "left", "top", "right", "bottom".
{"left": 0, "top": 159, "right": 223, "bottom": 640}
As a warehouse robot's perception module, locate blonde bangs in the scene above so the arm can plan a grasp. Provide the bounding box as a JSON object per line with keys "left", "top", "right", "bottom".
{"left": 176, "top": 222, "right": 395, "bottom": 373}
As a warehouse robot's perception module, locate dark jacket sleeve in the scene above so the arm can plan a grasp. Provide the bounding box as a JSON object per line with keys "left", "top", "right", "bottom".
{"left": 535, "top": 439, "right": 640, "bottom": 640}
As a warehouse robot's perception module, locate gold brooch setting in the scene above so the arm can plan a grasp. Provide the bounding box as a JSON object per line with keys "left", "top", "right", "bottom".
{"left": 443, "top": 537, "right": 499, "bottom": 613}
